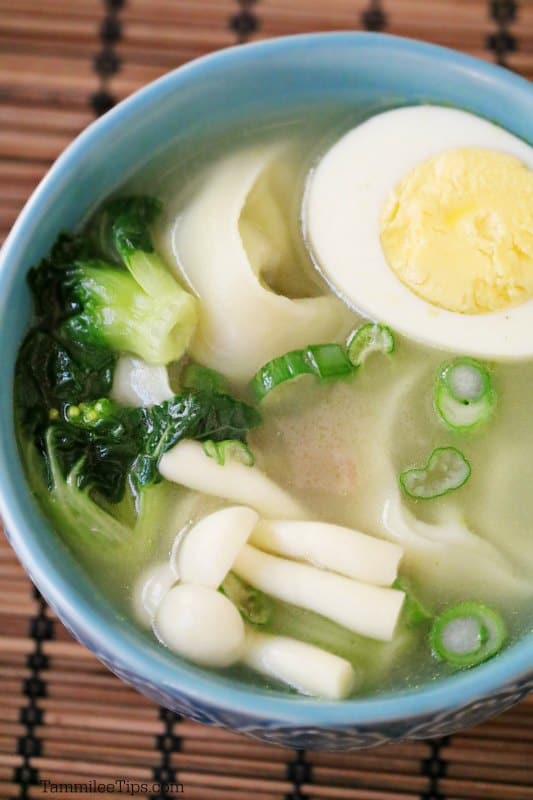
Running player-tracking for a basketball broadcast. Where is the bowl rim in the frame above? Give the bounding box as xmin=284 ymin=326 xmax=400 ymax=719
xmin=1 ymin=31 xmax=532 ymax=730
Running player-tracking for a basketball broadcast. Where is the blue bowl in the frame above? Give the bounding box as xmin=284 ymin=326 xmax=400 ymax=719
xmin=1 ymin=33 xmax=532 ymax=750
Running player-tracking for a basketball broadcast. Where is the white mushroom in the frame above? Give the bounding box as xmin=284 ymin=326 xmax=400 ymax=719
xmin=173 ymin=505 xmax=259 ymax=588
xmin=154 ymin=584 xmax=245 ymax=668
xmin=131 ymin=562 xmax=176 ymax=628
xmin=250 ymin=519 xmax=403 ymax=586
xmin=233 ymin=545 xmax=405 ymax=642
xmin=159 ymin=439 xmax=306 ymax=519
xmin=243 ymin=629 xmax=358 ymax=700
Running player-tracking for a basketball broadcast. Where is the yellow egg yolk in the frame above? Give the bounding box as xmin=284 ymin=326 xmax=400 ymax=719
xmin=380 ymin=148 xmax=533 ymax=314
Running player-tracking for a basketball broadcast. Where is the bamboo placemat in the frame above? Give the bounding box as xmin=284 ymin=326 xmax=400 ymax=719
xmin=1 ymin=1 xmax=532 ymax=798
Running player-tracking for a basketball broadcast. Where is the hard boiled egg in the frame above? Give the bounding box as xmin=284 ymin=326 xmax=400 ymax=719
xmin=306 ymin=106 xmax=533 ymax=360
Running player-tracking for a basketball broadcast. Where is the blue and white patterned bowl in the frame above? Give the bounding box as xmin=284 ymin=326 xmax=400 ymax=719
xmin=0 ymin=33 xmax=532 ymax=750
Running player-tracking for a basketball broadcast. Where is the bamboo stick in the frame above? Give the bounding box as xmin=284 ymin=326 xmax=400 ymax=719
xmin=444 ymin=760 xmax=533 ymax=786
xmin=0 ymin=560 xmax=32 ymax=577
xmin=42 ymin=739 xmax=163 ymax=767
xmin=0 ymin=706 xmax=25 ymax=724
xmin=0 ymin=0 xmax=229 ymax=21
xmin=0 ymin=130 xmax=72 ymax=161
xmin=0 ymin=210 xmax=19 ymax=236
xmin=172 ymin=771 xmax=292 ymax=794
xmin=45 ymin=669 xmax=137 ymax=691
xmin=0 ymin=104 xmax=91 ymax=134
xmin=307 ymin=752 xmax=428 ymax=775
xmin=0 ymin=669 xmax=29 ymax=686
xmin=0 ymin=694 xmax=28 ymax=712
xmin=29 ymin=794 xmax=150 ymax=800
xmin=168 ymin=752 xmax=288 ymax=779
xmin=42 ymin=641 xmax=94 ymax=659
xmin=35 ymin=725 xmax=160 ymax=751
xmin=453 ymin=719 xmax=533 ymax=746
xmin=33 ymin=757 xmax=151 ymax=779
xmin=172 ymin=722 xmax=248 ymax=742
xmin=0 ymin=636 xmax=33 ymax=655
xmin=460 ymin=722 xmax=533 ymax=742
xmin=308 ymin=742 xmax=430 ymax=764
xmin=46 ymin=682 xmax=156 ymax=707
xmin=1 ymin=782 xmax=21 ymax=795
xmin=158 ymin=791 xmax=279 ymax=800
xmin=262 ymin=0 xmax=488 ymax=14
xmin=0 ymin=54 xmax=95 ymax=107
xmin=0 ymin=159 xmax=47 ymax=184
xmin=0 ymin=38 xmax=97 ymax=63
xmin=439 ymin=779 xmax=533 ymax=800
xmin=126 ymin=0 xmax=235 ymax=24
xmin=311 ymin=766 xmax=428 ymax=793
xmin=178 ymin=738 xmax=290 ymax=762
xmin=0 ymin=722 xmax=25 ymax=739
xmin=0 ymin=14 xmax=97 ymax=42
xmin=0 ymin=734 xmax=19 ymax=754
xmin=35 ymin=719 xmax=282 ymax=758
xmin=305 ymin=788 xmax=420 ymax=800
xmin=0 ymin=591 xmax=38 ymax=611
xmin=40 ymin=698 xmax=158 ymax=720
xmin=42 ymin=708 xmax=163 ymax=735
xmin=121 ymin=21 xmax=234 ymax=49
xmin=0 ymin=0 xmax=100 ymax=17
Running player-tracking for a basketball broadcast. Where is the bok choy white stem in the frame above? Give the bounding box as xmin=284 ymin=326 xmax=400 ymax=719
xmin=111 ymin=354 xmax=174 ymax=407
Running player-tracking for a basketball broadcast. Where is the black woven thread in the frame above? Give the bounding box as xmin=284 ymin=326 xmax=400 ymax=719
xmin=361 ymin=0 xmax=387 ymax=31
xmin=91 ymin=0 xmax=124 ymax=115
xmin=14 ymin=592 xmax=53 ymax=799
xmin=487 ymin=0 xmax=517 ymax=66
xmin=230 ymin=0 xmax=259 ymax=43
xmin=420 ymin=737 xmax=449 ymax=800
xmin=285 ymin=749 xmax=311 ymax=800
xmin=150 ymin=708 xmax=182 ymax=799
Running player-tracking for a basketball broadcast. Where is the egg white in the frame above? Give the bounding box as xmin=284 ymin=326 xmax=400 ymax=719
xmin=305 ymin=106 xmax=533 ymax=360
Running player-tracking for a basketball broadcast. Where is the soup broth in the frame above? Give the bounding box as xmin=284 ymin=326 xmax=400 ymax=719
xmin=15 ymin=99 xmax=533 ymax=700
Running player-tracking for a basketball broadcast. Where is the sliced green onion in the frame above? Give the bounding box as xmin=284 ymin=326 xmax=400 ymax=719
xmin=435 ymin=357 xmax=495 ymax=431
xmin=347 ymin=322 xmax=395 ymax=367
xmin=303 ymin=344 xmax=353 ymax=379
xmin=252 ymin=344 xmax=353 ymax=401
xmin=393 ymin=577 xmax=432 ymax=627
xmin=202 ymin=439 xmax=254 ymax=467
xmin=220 ymin=572 xmax=272 ymax=625
xmin=182 ymin=363 xmax=228 ymax=394
xmin=202 ymin=439 xmax=219 ymax=462
xmin=430 ymin=601 xmax=506 ymax=668
xmin=400 ymin=446 xmax=471 ymax=500
xmin=251 ymin=350 xmax=313 ymax=401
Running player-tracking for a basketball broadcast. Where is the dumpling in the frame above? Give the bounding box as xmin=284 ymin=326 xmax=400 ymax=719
xmin=166 ymin=143 xmax=352 ymax=383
